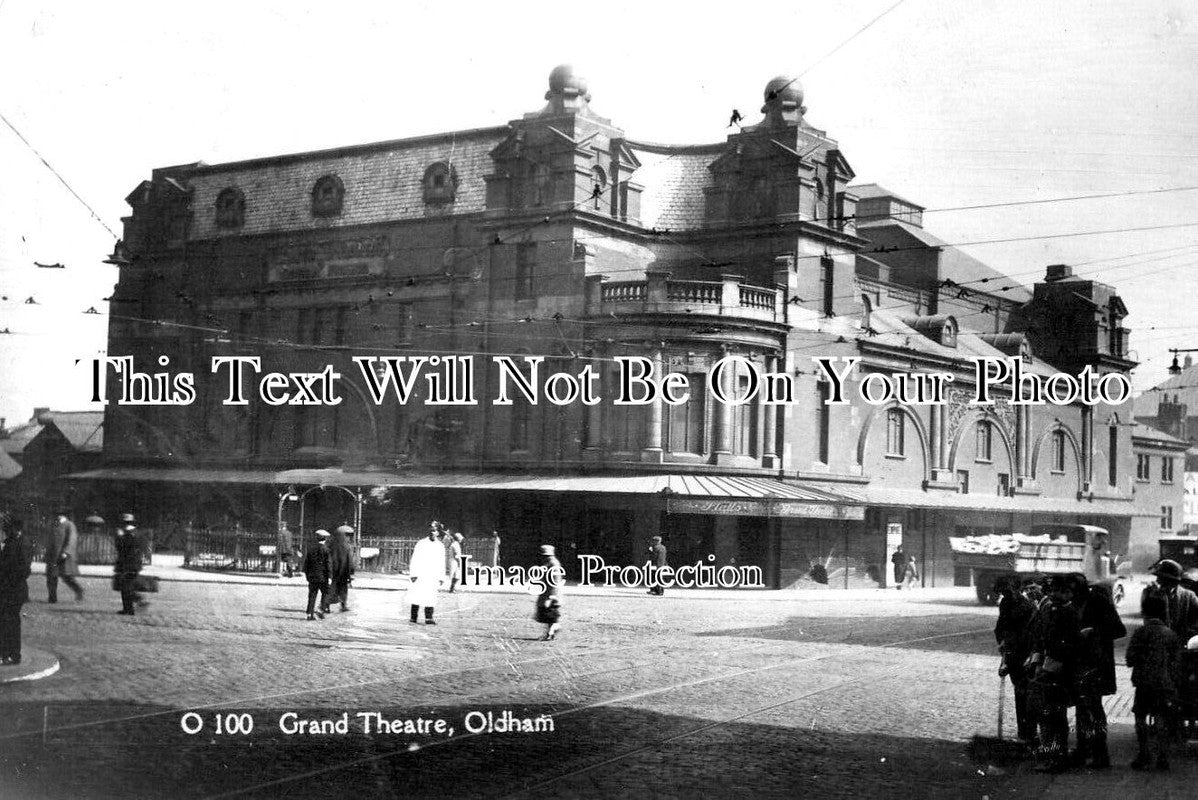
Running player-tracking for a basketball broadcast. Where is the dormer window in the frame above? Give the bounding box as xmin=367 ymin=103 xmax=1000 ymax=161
xmin=941 ymin=316 xmax=958 ymax=347
xmin=423 ymin=162 xmax=458 ymax=205
xmin=215 ymin=187 xmax=245 ymax=229
xmin=311 ymin=174 xmax=345 ymax=217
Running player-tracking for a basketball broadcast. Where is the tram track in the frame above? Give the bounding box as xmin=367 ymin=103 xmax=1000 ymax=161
xmin=200 ymin=621 xmax=993 ymax=799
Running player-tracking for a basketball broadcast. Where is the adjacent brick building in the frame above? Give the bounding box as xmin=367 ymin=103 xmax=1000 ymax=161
xmin=77 ymin=67 xmax=1142 ymax=588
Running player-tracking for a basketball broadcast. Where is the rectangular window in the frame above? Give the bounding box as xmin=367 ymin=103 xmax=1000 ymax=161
xmin=334 ymin=306 xmax=348 ymax=346
xmin=957 ymin=469 xmax=970 ymax=495
xmin=997 ymin=473 xmax=1010 ymax=497
xmin=1161 ymin=505 xmax=1174 ymax=531
xmin=1162 ymin=457 xmax=1175 ymax=484
xmin=817 ymin=381 xmax=830 ymax=463
xmin=510 ymin=402 xmax=530 ymax=451
xmin=396 ymin=303 xmax=413 ymax=344
xmin=820 ymin=256 xmax=834 ymax=316
xmin=1136 ymin=454 xmax=1151 ymax=481
xmin=1108 ymin=426 xmax=1118 ymax=487
xmin=296 ymin=308 xmax=313 ymax=344
xmin=666 ymin=373 xmax=706 ymax=454
xmin=515 ymin=242 xmax=537 ymax=300
xmin=733 ymin=375 xmax=757 ymax=456
xmin=1052 ymin=432 xmax=1066 ymax=472
xmin=886 ymin=409 xmax=905 ymax=456
xmin=976 ymin=422 xmax=992 ymax=462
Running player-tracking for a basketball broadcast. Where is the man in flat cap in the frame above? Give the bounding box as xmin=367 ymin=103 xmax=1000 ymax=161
xmin=303 ymin=530 xmax=331 ymax=620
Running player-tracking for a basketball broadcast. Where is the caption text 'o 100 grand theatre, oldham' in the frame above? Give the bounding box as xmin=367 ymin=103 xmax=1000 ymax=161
xmin=76 ymin=66 xmax=1146 ymax=589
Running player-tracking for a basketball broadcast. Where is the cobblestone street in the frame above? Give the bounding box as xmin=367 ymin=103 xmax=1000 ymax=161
xmin=1 ymin=578 xmax=1193 ymax=799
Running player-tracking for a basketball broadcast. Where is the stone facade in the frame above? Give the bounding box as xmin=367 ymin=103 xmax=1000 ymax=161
xmin=89 ymin=66 xmax=1142 ymax=588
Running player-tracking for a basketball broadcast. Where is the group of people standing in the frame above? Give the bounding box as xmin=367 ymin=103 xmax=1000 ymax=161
xmin=0 ymin=510 xmax=148 ymax=666
xmin=302 ymin=525 xmax=355 ymax=620
xmin=995 ymin=559 xmax=1198 ymax=773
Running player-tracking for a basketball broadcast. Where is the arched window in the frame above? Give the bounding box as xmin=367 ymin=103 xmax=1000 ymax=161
xmin=975 ymin=421 xmax=993 ymax=462
xmin=422 ymin=162 xmax=458 ymax=204
xmin=885 ymin=409 xmax=905 ymax=456
xmin=215 ymin=187 xmax=245 ymax=229
xmin=1051 ymin=430 xmax=1066 ymax=472
xmin=311 ymin=174 xmax=345 ymax=217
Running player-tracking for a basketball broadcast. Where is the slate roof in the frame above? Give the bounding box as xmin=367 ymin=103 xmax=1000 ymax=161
xmin=1131 ymin=422 xmax=1191 ymax=448
xmin=848 ymin=183 xmax=925 ymax=209
xmin=1 ymin=411 xmax=104 ymax=455
xmin=857 ymin=218 xmax=1032 ymax=303
xmin=628 ymin=142 xmax=721 ymax=231
xmin=0 ymin=448 xmax=20 ymax=480
xmin=185 ymin=128 xmax=507 ymax=240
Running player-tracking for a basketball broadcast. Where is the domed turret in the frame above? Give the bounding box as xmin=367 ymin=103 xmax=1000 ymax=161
xmin=541 ymin=64 xmax=592 ymax=114
xmin=761 ymin=75 xmax=807 ymax=125
xmin=548 ymin=64 xmax=589 ymax=98
xmin=764 ymin=76 xmax=804 ymax=107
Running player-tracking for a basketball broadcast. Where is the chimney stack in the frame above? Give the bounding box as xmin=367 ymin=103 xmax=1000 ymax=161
xmin=1044 ymin=264 xmax=1073 ymax=282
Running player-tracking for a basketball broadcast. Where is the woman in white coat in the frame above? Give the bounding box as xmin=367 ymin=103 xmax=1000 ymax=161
xmin=407 ymin=524 xmax=447 ymax=624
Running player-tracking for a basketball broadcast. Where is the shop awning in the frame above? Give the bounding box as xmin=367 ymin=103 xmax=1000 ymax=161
xmin=816 ymin=485 xmax=1146 ymax=518
xmin=65 ymin=467 xmax=864 ymax=520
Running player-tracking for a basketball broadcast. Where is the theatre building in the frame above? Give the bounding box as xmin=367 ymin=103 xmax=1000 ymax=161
xmin=77 ymin=66 xmax=1140 ymax=588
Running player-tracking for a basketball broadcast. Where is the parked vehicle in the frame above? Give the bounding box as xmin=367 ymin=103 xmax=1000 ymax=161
xmin=950 ymin=524 xmax=1127 ymax=605
xmin=1156 ymin=536 xmax=1198 ymax=593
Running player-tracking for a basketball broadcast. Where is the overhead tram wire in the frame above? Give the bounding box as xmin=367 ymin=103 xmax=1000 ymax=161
xmin=0 ymin=109 xmax=118 ymax=240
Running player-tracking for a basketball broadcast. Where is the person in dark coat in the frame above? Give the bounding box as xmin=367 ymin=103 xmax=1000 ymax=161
xmin=1067 ymin=573 xmax=1125 ymax=768
xmin=647 ymin=536 xmax=667 ymax=596
xmin=303 ymin=530 xmax=331 ymax=620
xmin=1026 ymin=574 xmax=1080 ymax=773
xmin=113 ymin=514 xmax=144 ymax=615
xmin=0 ymin=517 xmax=32 ymax=665
xmin=535 ymin=545 xmax=563 ymax=640
xmin=46 ymin=511 xmax=84 ymax=603
xmin=1143 ymin=559 xmax=1198 ymax=641
xmin=277 ymin=523 xmax=296 ymax=578
xmin=1127 ymin=591 xmax=1181 ymax=770
xmin=995 ymin=577 xmax=1038 ymax=745
xmin=327 ymin=526 xmax=354 ymax=613
xmin=891 ymin=544 xmax=906 ymax=589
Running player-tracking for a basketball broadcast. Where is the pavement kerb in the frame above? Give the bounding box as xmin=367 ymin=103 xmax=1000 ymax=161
xmin=0 ymin=645 xmax=60 ymax=683
xmin=28 ymin=561 xmax=1157 ymax=603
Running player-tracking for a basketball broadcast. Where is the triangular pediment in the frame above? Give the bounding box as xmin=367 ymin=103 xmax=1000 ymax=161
xmin=610 ymin=139 xmax=641 ymax=170
xmin=827 ymin=148 xmax=856 ymax=180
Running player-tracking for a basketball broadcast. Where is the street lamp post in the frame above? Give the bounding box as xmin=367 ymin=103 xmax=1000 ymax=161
xmin=1167 ymin=348 xmax=1198 ymax=375
xmin=276 ymin=489 xmax=299 ymax=576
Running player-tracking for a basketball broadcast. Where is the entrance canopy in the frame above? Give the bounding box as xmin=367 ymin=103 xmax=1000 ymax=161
xmin=66 ymin=467 xmax=865 ymax=519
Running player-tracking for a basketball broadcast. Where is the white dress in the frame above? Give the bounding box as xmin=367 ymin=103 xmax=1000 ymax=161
xmin=406 ymin=536 xmax=446 ymax=608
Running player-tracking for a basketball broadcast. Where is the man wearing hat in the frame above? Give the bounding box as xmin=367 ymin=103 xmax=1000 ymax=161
xmin=302 ymin=530 xmax=331 ymax=620
xmin=406 ymin=522 xmax=446 ymax=624
xmin=45 ymin=510 xmax=84 ymax=603
xmin=647 ymin=536 xmax=667 ymax=596
xmin=1143 ymin=559 xmax=1198 ymax=641
xmin=113 ymin=514 xmax=144 ymax=615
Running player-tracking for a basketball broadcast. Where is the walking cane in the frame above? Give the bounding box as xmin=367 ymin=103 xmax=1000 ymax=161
xmin=997 ymin=673 xmax=1006 ymax=741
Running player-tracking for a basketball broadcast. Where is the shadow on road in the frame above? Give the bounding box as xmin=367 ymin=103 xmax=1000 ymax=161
xmin=0 ymin=699 xmax=1093 ymax=799
xmin=697 ymin=614 xmax=1001 ymax=656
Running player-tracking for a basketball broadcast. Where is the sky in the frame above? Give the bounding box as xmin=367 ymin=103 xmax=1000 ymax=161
xmin=1 ymin=0 xmax=1196 ymax=427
